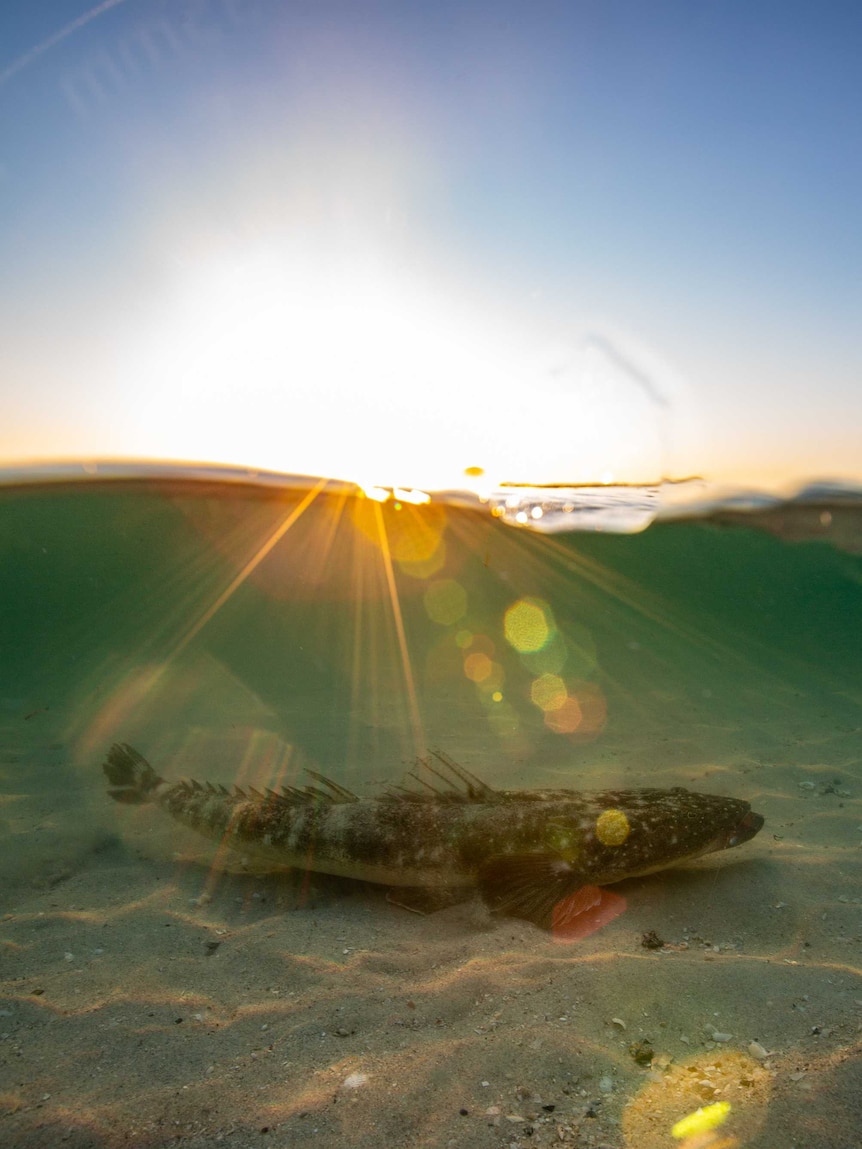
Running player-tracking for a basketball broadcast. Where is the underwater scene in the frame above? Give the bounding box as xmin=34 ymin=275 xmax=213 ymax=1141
xmin=3 ymin=0 xmax=861 ymax=1145
xmin=2 ymin=472 xmax=861 ymax=1149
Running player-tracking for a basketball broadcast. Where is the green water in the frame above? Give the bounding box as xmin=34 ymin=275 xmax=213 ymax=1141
xmin=1 ymin=478 xmax=861 ymax=1148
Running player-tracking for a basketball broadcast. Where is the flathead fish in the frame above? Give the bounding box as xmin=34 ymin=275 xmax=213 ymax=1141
xmin=103 ymin=744 xmax=763 ymax=929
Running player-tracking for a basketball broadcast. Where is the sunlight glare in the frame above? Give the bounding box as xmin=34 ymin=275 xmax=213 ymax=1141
xmin=114 ymin=240 xmax=673 ymax=491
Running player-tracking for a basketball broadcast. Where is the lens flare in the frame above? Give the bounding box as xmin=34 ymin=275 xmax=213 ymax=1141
xmin=464 ymin=652 xmax=494 ymax=683
xmin=504 ymin=597 xmax=555 ymax=653
xmin=423 ymin=579 xmax=468 ymax=626
xmin=530 ymin=672 xmax=568 ymax=712
xmin=543 ymin=695 xmax=583 ymax=734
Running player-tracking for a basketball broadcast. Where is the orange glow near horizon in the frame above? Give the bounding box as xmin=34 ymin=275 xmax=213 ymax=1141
xmin=0 ymin=238 xmax=719 ymax=494
xmin=3 ymin=241 xmax=859 ymax=499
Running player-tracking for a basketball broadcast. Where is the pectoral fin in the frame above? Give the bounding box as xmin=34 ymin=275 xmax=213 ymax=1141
xmin=478 ymin=854 xmax=628 ymax=939
xmin=551 ymin=884 xmax=627 ymax=943
xmin=477 ymin=853 xmax=584 ymax=928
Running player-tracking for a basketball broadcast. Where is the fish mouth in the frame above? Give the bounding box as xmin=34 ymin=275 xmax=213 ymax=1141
xmin=724 ymin=809 xmax=765 ymax=848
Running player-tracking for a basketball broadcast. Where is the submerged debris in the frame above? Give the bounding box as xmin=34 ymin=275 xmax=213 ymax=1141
xmin=629 ymin=1039 xmax=655 ymax=1067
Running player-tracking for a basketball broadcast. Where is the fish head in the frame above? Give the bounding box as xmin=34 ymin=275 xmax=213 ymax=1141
xmin=707 ymin=807 xmax=765 ymax=852
xmin=555 ymin=787 xmax=766 ymax=885
xmin=477 ymin=787 xmax=764 ymax=929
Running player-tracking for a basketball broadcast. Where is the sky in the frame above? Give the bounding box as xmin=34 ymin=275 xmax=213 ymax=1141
xmin=1 ymin=0 xmax=860 ymax=491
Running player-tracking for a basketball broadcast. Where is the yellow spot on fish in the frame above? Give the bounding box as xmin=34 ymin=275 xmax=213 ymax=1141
xmin=595 ymin=808 xmax=630 ymax=846
xmin=671 ymin=1101 xmax=732 ymax=1140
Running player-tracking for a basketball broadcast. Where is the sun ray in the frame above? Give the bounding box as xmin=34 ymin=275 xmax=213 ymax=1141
xmin=346 ymin=522 xmax=376 ymax=773
xmin=434 ymin=506 xmax=807 ymax=749
xmin=165 ymin=478 xmax=328 ymax=662
xmin=194 ymin=731 xmax=288 ymax=902
xmin=371 ymin=499 xmax=425 ymax=755
xmin=67 ymin=480 xmax=330 ymax=760
xmin=527 ymin=528 xmax=843 ymax=702
xmin=449 ymin=507 xmax=819 ymax=705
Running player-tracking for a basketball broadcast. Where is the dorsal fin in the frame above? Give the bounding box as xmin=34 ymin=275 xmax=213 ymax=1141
xmin=179 ymin=755 xmax=484 ymax=806
xmin=304 ymin=769 xmax=359 ymax=803
xmin=429 ymin=750 xmax=499 ymax=800
xmin=242 ymin=771 xmax=359 ymax=807
xmin=384 ymin=751 xmax=500 ymax=803
xmin=385 ymin=783 xmax=431 ymax=803
xmin=302 ymin=785 xmax=332 ymax=801
xmin=280 ymin=784 xmax=311 ymax=802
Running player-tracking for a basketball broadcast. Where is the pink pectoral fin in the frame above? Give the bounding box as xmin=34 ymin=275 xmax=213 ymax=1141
xmin=551 ymin=885 xmax=627 ymax=943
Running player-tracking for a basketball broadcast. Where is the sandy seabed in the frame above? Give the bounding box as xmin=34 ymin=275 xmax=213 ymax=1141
xmin=2 ymin=718 xmax=862 ymax=1149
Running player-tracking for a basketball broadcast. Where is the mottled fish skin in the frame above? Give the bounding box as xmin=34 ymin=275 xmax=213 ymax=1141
xmin=103 ymin=744 xmax=764 ymax=924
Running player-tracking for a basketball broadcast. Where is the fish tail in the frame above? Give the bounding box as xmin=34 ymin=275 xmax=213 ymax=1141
xmin=103 ymin=743 xmax=164 ymax=805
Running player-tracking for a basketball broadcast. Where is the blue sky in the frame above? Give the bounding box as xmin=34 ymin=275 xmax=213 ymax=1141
xmin=1 ymin=0 xmax=860 ymax=488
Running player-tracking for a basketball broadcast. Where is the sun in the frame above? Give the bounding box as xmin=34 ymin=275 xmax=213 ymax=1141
xmin=113 ymin=239 xmax=675 ymax=492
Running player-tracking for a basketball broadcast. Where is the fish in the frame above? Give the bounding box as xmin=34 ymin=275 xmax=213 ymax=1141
xmin=103 ymin=743 xmax=764 ymax=930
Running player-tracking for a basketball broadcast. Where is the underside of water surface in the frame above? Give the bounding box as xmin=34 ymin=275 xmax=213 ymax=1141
xmin=1 ymin=464 xmax=861 ymax=1149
